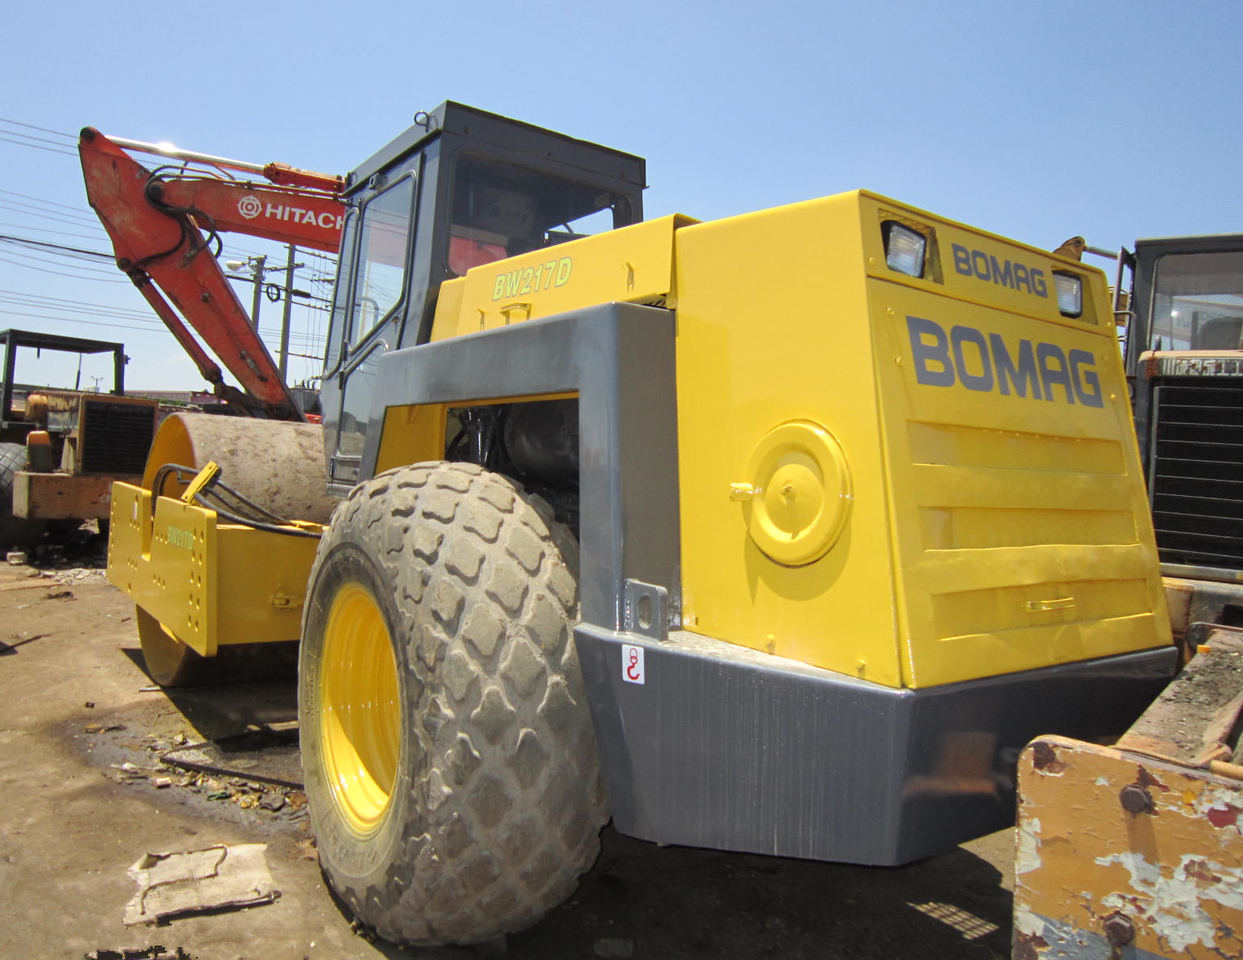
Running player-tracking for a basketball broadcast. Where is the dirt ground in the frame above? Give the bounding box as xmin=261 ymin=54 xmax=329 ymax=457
xmin=0 ymin=552 xmax=1016 ymax=960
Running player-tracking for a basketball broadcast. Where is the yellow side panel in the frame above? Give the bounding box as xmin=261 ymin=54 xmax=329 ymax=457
xmin=870 ymin=293 xmax=1165 ymax=684
xmin=674 ymin=190 xmax=1169 ymax=690
xmin=432 ymin=215 xmax=695 ymax=341
xmin=107 ymin=482 xmax=318 ymax=655
xmin=376 ymin=403 xmax=448 ymax=473
xmin=861 ymin=196 xmax=1169 ymax=686
xmin=215 ymin=525 xmax=318 ymax=648
xmin=674 ymin=193 xmax=904 ymax=687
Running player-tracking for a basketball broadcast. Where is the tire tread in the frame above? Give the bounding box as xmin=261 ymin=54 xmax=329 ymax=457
xmin=303 ymin=462 xmax=605 ymax=946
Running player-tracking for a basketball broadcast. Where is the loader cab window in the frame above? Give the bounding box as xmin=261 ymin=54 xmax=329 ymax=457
xmin=348 ymin=174 xmax=416 ymax=347
xmin=1148 ymin=250 xmax=1243 ymax=352
xmin=448 ymin=154 xmax=631 ymax=276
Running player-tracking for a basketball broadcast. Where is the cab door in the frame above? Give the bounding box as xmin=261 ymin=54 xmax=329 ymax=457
xmin=321 ymin=172 xmax=418 ymax=487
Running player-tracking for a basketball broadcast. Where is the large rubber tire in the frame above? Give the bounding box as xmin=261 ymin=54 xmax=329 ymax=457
xmin=0 ymin=442 xmax=44 ymax=550
xmin=299 ymin=462 xmax=607 ymax=946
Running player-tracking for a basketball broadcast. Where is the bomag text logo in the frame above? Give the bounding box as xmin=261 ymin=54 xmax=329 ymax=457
xmin=951 ymin=244 xmax=1048 ymax=298
xmin=906 ymin=316 xmax=1103 ymax=407
xmin=491 ymin=257 xmax=573 ymax=301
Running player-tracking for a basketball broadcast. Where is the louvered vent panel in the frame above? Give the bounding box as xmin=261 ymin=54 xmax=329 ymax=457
xmin=78 ymin=400 xmax=155 ymax=475
xmin=1150 ymin=379 xmax=1243 ymax=570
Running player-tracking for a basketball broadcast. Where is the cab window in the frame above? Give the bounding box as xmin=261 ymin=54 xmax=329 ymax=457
xmin=1150 ymin=250 xmax=1243 ymax=351
xmin=448 ymin=154 xmax=631 ymax=276
xmin=323 ymin=211 xmax=359 ymax=373
xmin=350 ymin=175 xmax=416 ymax=345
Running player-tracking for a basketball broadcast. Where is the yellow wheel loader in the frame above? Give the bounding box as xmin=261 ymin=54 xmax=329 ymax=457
xmin=0 ymin=329 xmax=158 ymax=550
xmin=99 ymin=103 xmax=1182 ymax=948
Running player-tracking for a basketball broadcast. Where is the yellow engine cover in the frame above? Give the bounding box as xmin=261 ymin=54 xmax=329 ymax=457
xmin=674 ymin=191 xmax=1169 ymax=688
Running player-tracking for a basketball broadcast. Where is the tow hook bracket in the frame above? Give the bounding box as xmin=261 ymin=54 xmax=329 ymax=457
xmin=623 ymin=580 xmax=669 ymax=642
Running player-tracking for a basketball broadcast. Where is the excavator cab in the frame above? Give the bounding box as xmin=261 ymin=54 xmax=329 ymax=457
xmin=320 ymin=102 xmax=645 ymax=489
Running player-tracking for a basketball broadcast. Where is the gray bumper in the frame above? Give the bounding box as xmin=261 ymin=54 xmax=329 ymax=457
xmin=577 ymin=625 xmax=1176 ymax=866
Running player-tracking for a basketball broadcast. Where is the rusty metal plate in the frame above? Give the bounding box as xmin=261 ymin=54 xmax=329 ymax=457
xmin=1014 ymin=734 xmax=1243 ymax=959
xmin=12 ymin=471 xmax=127 ymax=519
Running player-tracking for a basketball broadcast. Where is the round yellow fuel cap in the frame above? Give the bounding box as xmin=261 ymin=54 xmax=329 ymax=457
xmin=743 ymin=421 xmax=851 ymax=566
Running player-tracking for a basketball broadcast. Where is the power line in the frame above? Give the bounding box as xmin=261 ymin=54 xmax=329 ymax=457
xmin=0 ymin=253 xmax=127 ymax=283
xmin=0 ymin=187 xmax=90 ymax=213
xmin=0 ymin=202 xmax=104 ymax=231
xmin=0 ymin=220 xmax=108 ymax=243
xmin=0 ymin=253 xmax=120 ymax=283
xmin=0 ymin=245 xmax=119 ymax=276
xmin=0 ymin=292 xmax=158 ymax=323
xmin=0 ymin=195 xmax=101 ymax=225
xmin=273 ymin=350 xmax=324 ymax=362
xmin=2 ymin=286 xmax=328 ymax=349
xmin=0 ymin=287 xmax=149 ymax=312
xmin=3 ymin=297 xmax=326 ymax=355
xmin=0 ymin=233 xmax=113 ymax=259
xmin=0 ymin=129 xmax=74 ymax=150
xmin=0 ymin=117 xmax=74 ymax=140
xmin=0 ymin=135 xmax=76 ymax=158
xmin=0 ymin=206 xmax=103 ymax=236
xmin=0 ymin=308 xmax=155 ymax=334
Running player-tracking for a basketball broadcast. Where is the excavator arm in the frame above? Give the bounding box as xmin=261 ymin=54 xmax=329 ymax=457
xmin=78 ymin=128 xmax=345 ymax=420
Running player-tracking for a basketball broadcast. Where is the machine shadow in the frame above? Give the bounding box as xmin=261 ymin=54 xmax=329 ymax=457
xmin=121 ymin=646 xmax=298 ymax=742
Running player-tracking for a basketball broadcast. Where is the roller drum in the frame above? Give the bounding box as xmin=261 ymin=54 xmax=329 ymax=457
xmin=143 ymin=413 xmax=337 ymax=524
xmin=131 ymin=413 xmax=337 ymax=686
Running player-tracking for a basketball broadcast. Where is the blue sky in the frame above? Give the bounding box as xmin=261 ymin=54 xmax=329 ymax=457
xmin=1 ymin=1 xmax=1239 ymax=389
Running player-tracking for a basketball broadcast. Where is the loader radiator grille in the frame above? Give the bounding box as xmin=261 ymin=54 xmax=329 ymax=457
xmin=78 ymin=399 xmax=156 ymax=475
xmin=1149 ymin=378 xmax=1243 ymax=571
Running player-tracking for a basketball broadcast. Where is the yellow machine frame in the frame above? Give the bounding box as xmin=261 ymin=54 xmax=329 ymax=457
xmin=109 ymin=481 xmax=319 ymax=657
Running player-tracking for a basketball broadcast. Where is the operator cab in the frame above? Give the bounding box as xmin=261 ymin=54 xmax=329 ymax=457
xmin=321 ymin=102 xmax=645 ymax=489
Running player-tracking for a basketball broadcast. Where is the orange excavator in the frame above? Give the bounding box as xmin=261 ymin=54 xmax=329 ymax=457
xmin=78 ymin=128 xmax=345 ymax=420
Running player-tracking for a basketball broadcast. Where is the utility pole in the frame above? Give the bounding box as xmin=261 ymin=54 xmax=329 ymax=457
xmin=248 ymin=255 xmax=267 ymax=331
xmin=225 ymin=255 xmax=269 ymax=329
xmin=279 ymin=243 xmax=296 ymax=381
xmin=226 ymin=249 xmax=305 ymax=379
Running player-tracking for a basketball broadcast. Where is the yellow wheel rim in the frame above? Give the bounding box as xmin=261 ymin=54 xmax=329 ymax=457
xmin=320 ymin=581 xmax=401 ymax=834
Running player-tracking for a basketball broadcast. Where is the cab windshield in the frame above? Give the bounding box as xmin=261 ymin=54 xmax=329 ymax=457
xmin=1149 ymin=250 xmax=1243 ymax=352
xmin=448 ymin=154 xmax=630 ymax=276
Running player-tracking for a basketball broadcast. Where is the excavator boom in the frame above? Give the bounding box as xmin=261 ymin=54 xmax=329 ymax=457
xmin=78 ymin=127 xmax=345 ymax=419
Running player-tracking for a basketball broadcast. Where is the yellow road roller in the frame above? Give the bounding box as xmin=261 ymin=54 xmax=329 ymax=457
xmin=103 ymin=102 xmax=1176 ymax=947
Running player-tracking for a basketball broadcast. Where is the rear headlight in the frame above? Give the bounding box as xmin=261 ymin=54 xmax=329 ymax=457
xmin=884 ymin=222 xmax=927 ymax=278
xmin=1053 ymin=271 xmax=1083 ymax=317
